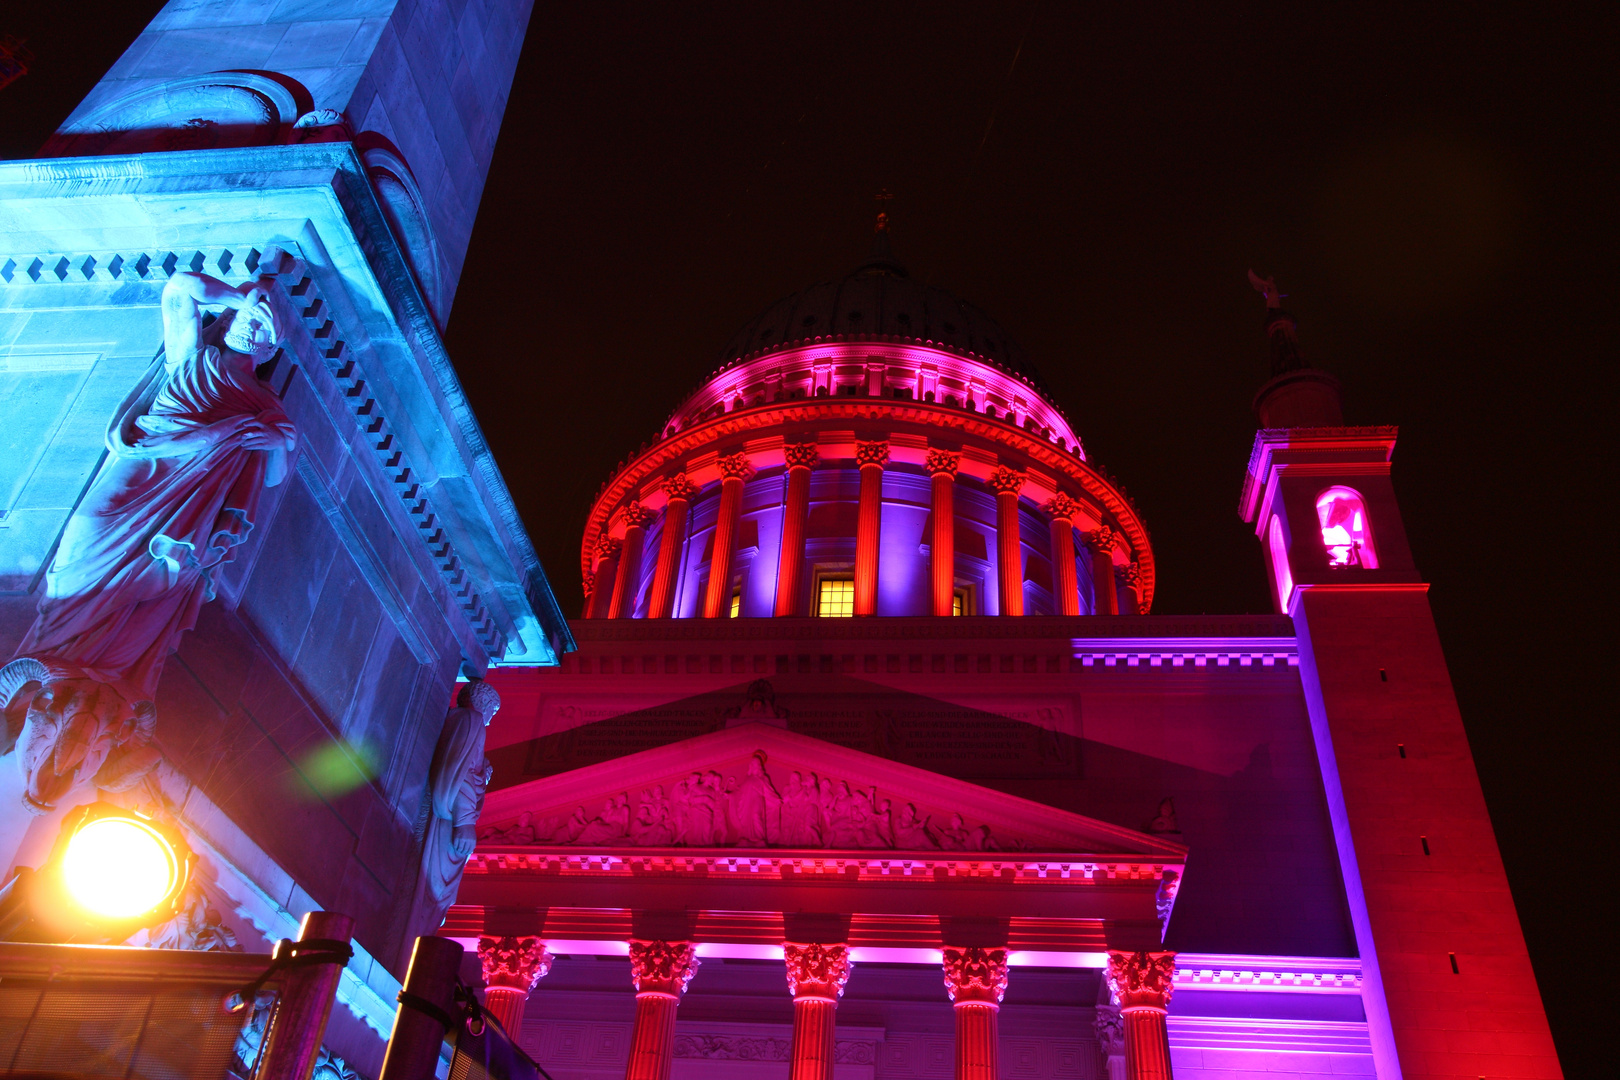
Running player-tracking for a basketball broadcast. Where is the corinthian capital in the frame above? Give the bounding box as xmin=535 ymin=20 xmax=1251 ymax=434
xmin=718 ymin=452 xmax=756 ymax=481
xmin=594 ymin=533 xmax=623 ymax=561
xmin=783 ymin=442 xmax=820 ymax=469
xmin=987 ymin=466 xmax=1026 ymax=496
xmin=628 ymin=939 xmax=701 ymax=997
xmin=924 ymin=448 xmax=960 ymax=477
xmin=783 ymin=942 xmax=853 ymax=1001
xmin=663 ymin=472 xmax=699 ymax=501
xmin=1045 ymin=491 xmax=1081 ymax=522
xmin=1086 ymin=525 xmax=1118 ymax=554
xmin=855 ymin=440 xmax=890 ymax=468
xmin=941 ymin=946 xmax=1009 ymax=1005
xmin=1105 ymin=950 xmax=1176 ymax=1012
xmin=621 ymin=500 xmax=654 ymax=529
xmin=478 ymin=936 xmax=553 ymax=994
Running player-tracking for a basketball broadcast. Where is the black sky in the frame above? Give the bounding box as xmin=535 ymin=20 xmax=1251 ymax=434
xmin=5 ymin=2 xmax=1615 ymax=1072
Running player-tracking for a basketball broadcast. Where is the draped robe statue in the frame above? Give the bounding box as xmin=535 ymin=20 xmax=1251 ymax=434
xmin=0 ymin=272 xmax=295 ymax=812
xmin=420 ymin=680 xmax=498 ymax=927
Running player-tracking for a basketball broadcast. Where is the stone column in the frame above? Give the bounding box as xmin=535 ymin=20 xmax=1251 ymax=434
xmin=1105 ymin=950 xmax=1176 ymax=1080
xmin=609 ymin=502 xmax=653 ymax=619
xmin=1086 ymin=526 xmax=1119 ymax=616
xmin=587 ymin=534 xmax=623 ymax=619
xmin=775 ymin=443 xmax=819 ymax=616
xmin=783 ymin=943 xmax=854 ymax=1080
xmin=926 ymin=449 xmax=960 ymax=616
xmin=1045 ymin=492 xmax=1082 ymax=616
xmin=1117 ymin=561 xmax=1145 ymax=615
xmin=624 ymin=940 xmax=701 ymax=1080
xmin=1094 ymin=1005 xmax=1126 ymax=1080
xmin=853 ymin=440 xmax=889 ymax=616
xmin=703 ymin=453 xmax=754 ymax=618
xmin=647 ymin=473 xmax=697 ymax=619
xmin=477 ymin=935 xmax=553 ymax=1044
xmin=942 ymin=946 xmax=1008 ymax=1080
xmin=988 ymin=467 xmax=1026 ymax=617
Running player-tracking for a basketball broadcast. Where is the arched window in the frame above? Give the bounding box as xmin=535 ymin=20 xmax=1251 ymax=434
xmin=1268 ymin=515 xmax=1294 ymax=610
xmin=1315 ymin=487 xmax=1378 ymax=568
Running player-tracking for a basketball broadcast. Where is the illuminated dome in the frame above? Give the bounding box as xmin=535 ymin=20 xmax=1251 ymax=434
xmin=581 ymin=224 xmax=1153 ymax=621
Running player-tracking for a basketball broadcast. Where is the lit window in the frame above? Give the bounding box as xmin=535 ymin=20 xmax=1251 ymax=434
xmin=1315 ymin=487 xmax=1378 ymax=568
xmin=817 ymin=577 xmax=854 ymax=617
xmin=729 ymin=588 xmax=742 ymax=618
xmin=952 ymin=588 xmax=968 ymax=616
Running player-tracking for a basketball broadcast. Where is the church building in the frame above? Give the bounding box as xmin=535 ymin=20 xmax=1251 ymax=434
xmin=0 ymin=1 xmax=1558 ymax=1079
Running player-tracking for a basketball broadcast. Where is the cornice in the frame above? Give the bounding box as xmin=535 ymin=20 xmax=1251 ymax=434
xmin=1240 ymin=425 xmax=1400 ymax=523
xmin=561 ymin=614 xmax=1294 ymax=644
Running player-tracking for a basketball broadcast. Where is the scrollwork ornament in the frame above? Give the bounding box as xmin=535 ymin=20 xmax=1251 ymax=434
xmin=924 ymin=448 xmax=960 ymax=477
xmin=1105 ymin=949 xmax=1177 ymax=1011
xmin=478 ymin=935 xmax=552 ymax=993
xmin=855 ymin=440 xmax=890 ymax=468
xmin=628 ymin=939 xmax=701 ymax=997
xmin=987 ymin=466 xmax=1026 ymax=496
xmin=621 ymin=501 xmax=654 ymax=529
xmin=718 ymin=452 xmax=755 ymax=481
xmin=941 ymin=946 xmax=1009 ymax=1005
xmin=1045 ymin=491 xmax=1081 ymax=521
xmin=783 ymin=942 xmax=853 ymax=1000
xmin=663 ymin=472 xmax=699 ymax=502
xmin=783 ymin=442 xmax=820 ymax=469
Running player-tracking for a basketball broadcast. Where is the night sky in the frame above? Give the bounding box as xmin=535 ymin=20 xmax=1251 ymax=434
xmin=5 ymin=2 xmax=1613 ymax=1072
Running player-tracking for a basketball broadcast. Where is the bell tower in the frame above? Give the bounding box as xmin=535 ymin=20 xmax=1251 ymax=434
xmin=1240 ymin=281 xmax=1560 ymax=1079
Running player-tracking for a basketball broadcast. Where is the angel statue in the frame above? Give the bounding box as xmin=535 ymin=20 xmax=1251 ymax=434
xmin=1247 ymin=269 xmax=1284 ymax=309
xmin=0 ymin=271 xmax=295 ymax=813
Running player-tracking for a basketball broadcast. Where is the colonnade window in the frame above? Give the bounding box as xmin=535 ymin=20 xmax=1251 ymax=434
xmin=953 ymin=586 xmax=970 ymax=616
xmin=1315 ymin=487 xmax=1378 ymax=568
xmin=729 ymin=586 xmax=742 ymax=618
xmin=817 ymin=576 xmax=855 ymax=617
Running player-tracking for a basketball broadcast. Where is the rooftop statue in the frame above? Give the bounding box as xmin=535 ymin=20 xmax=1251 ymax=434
xmin=0 ymin=272 xmax=295 ymax=812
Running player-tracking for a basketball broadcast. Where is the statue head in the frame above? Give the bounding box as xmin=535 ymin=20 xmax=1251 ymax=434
xmin=221 ymin=307 xmax=277 ymax=361
xmin=456 ymin=679 xmax=501 ymax=724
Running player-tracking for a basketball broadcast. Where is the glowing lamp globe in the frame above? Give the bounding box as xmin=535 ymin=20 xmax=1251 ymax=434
xmin=59 ymin=814 xmax=183 ymax=920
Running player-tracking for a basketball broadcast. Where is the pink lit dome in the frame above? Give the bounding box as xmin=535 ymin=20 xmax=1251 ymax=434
xmin=581 ymin=227 xmax=1152 ymax=621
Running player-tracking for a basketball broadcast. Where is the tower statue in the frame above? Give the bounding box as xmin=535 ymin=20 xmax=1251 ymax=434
xmin=0 ymin=272 xmax=295 ymax=813
xmin=420 ymin=679 xmax=499 ymax=929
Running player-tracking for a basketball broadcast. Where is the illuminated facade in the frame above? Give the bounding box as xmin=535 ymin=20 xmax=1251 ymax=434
xmin=458 ymin=247 xmax=1562 ymax=1079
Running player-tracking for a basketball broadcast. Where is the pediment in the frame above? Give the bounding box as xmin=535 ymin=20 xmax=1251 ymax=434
xmin=479 ymin=722 xmax=1185 ymax=859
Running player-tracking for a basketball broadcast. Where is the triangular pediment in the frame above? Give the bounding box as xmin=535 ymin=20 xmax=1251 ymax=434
xmin=479 ymin=722 xmax=1185 ymax=859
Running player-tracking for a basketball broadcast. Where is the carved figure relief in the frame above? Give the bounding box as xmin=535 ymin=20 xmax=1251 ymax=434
xmin=1 ymin=271 xmax=294 ymax=813
xmin=478 ymin=748 xmax=1001 ymax=852
xmin=421 ymin=681 xmax=499 ymax=926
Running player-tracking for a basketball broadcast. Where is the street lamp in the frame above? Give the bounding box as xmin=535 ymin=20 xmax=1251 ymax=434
xmin=0 ymin=802 xmax=192 ymax=942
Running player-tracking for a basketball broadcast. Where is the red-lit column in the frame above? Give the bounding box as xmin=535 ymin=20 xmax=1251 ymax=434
xmin=1105 ymin=950 xmax=1176 ymax=1080
xmin=988 ymin=466 xmax=1026 ymax=617
xmin=1118 ymin=561 xmax=1145 ymax=615
xmin=942 ymin=946 xmax=1008 ymax=1080
xmin=853 ymin=440 xmax=888 ymax=616
xmin=587 ymin=534 xmax=622 ymax=619
xmin=927 ymin=449 xmax=960 ymax=616
xmin=580 ymin=572 xmax=596 ymax=619
xmin=624 ymin=940 xmax=700 ymax=1080
xmin=477 ymin=935 xmax=552 ymax=1043
xmin=1086 ymin=526 xmax=1119 ymax=616
xmin=609 ymin=502 xmax=653 ymax=618
xmin=783 ymin=943 xmax=853 ymax=1080
xmin=703 ymin=453 xmax=754 ymax=618
xmin=1045 ymin=492 xmax=1082 ymax=616
xmin=647 ymin=473 xmax=697 ymax=619
xmin=775 ymin=443 xmax=819 ymax=616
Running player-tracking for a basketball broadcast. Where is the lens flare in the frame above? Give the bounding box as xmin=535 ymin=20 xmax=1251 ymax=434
xmin=60 ymin=816 xmax=180 ymax=919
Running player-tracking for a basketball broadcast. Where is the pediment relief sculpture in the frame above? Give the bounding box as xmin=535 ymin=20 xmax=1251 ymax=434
xmin=482 ymin=746 xmax=1000 ymax=852
xmin=1 ymin=271 xmax=295 ymax=812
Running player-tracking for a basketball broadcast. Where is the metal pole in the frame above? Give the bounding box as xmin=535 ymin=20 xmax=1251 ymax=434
xmin=255 ymin=910 xmax=355 ymax=1080
xmin=379 ymin=935 xmax=465 ymax=1080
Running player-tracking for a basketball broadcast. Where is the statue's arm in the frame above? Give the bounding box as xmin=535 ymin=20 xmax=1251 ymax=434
xmin=161 ymin=273 xmax=276 ymax=362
